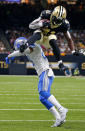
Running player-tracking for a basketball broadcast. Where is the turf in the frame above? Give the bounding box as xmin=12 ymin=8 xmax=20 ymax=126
xmin=0 ymin=75 xmax=85 ymax=131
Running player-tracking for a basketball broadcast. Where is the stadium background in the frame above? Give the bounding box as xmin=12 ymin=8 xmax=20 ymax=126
xmin=0 ymin=0 xmax=85 ymax=75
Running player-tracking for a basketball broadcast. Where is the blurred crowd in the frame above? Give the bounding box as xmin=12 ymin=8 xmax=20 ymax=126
xmin=3 ymin=29 xmax=85 ymax=56
xmin=0 ymin=40 xmax=6 ymax=53
xmin=5 ymin=28 xmax=31 ymax=49
xmin=0 ymin=2 xmax=85 ymax=55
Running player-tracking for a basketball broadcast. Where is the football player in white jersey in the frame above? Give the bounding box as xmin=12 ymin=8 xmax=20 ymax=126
xmin=6 ymin=37 xmax=68 ymax=127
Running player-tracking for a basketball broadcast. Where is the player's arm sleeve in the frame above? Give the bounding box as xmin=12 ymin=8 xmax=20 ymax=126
xmin=64 ymin=31 xmax=75 ymax=51
xmin=8 ymin=50 xmax=24 ymax=58
xmin=29 ymin=17 xmax=43 ymax=29
xmin=26 ymin=31 xmax=41 ymax=45
xmin=8 ymin=47 xmax=32 ymax=58
xmin=63 ymin=20 xmax=75 ymax=52
xmin=63 ymin=19 xmax=70 ymax=32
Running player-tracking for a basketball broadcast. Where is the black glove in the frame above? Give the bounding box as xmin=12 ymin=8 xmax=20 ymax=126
xmin=43 ymin=21 xmax=50 ymax=28
xmin=19 ymin=44 xmax=28 ymax=53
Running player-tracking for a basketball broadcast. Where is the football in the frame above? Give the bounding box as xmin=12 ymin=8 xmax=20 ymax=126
xmin=40 ymin=19 xmax=50 ymax=23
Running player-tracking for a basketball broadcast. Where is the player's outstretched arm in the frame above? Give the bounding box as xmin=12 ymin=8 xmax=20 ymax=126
xmin=64 ymin=31 xmax=84 ymax=56
xmin=8 ymin=50 xmax=23 ymax=58
xmin=8 ymin=45 xmax=32 ymax=58
xmin=64 ymin=31 xmax=75 ymax=52
xmin=5 ymin=47 xmax=32 ymax=64
xmin=5 ymin=50 xmax=23 ymax=64
xmin=29 ymin=17 xmax=43 ymax=29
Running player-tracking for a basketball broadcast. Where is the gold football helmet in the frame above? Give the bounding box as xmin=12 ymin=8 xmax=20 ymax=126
xmin=50 ymin=6 xmax=67 ymax=28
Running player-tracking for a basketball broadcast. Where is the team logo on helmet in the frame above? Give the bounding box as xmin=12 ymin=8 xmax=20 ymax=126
xmin=14 ymin=37 xmax=27 ymax=51
xmin=50 ymin=6 xmax=67 ymax=28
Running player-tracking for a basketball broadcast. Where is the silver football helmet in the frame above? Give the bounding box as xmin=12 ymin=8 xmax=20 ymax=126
xmin=14 ymin=37 xmax=27 ymax=50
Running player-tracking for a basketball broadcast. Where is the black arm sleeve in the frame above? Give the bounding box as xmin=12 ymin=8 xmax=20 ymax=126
xmin=62 ymin=19 xmax=70 ymax=32
xmin=27 ymin=32 xmax=41 ymax=44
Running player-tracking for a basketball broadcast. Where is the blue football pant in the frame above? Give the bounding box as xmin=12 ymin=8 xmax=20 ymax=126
xmin=38 ymin=70 xmax=54 ymax=110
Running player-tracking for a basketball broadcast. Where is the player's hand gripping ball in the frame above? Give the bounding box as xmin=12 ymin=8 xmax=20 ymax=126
xmin=40 ymin=19 xmax=50 ymax=28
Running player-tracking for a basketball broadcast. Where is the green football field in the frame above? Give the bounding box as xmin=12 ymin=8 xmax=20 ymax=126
xmin=0 ymin=75 xmax=85 ymax=131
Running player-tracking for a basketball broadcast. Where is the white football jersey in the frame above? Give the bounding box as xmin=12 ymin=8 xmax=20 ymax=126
xmin=26 ymin=44 xmax=50 ymax=76
xmin=8 ymin=43 xmax=54 ymax=76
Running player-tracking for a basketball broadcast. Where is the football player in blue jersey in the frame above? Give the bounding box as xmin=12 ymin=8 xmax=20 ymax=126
xmin=26 ymin=5 xmax=82 ymax=76
xmin=6 ymin=37 xmax=68 ymax=127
